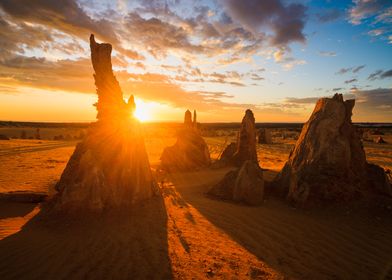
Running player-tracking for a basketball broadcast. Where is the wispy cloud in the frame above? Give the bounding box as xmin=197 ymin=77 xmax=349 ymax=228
xmin=335 ymin=65 xmax=365 ymax=75
xmin=368 ymin=69 xmax=392 ymax=80
xmin=319 ymin=51 xmax=337 ymax=57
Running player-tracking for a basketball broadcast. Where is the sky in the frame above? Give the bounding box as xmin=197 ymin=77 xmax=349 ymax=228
xmin=0 ymin=0 xmax=391 ymax=123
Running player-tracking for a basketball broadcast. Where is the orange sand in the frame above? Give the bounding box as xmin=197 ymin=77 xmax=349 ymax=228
xmin=0 ymin=138 xmax=391 ymax=279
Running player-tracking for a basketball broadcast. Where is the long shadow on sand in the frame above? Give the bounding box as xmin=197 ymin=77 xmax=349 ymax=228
xmin=169 ymin=169 xmax=392 ymax=280
xmin=0 ymin=195 xmax=172 ymax=280
xmin=0 ymin=202 xmax=36 ymax=220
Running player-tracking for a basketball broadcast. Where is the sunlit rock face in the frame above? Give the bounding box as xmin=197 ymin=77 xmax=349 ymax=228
xmin=160 ymin=110 xmax=210 ymax=171
xmin=274 ymin=93 xmax=391 ymax=207
xmin=219 ymin=109 xmax=258 ymax=166
xmin=55 ymin=35 xmax=157 ymax=211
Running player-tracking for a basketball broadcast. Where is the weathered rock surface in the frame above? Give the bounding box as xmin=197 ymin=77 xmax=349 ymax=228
xmin=160 ymin=110 xmax=210 ymax=171
xmin=208 ymin=160 xmax=264 ymax=205
xmin=274 ymin=93 xmax=391 ymax=207
xmin=232 ymin=110 xmax=257 ymax=166
xmin=258 ymin=128 xmax=272 ymax=144
xmin=54 ymin=35 xmax=156 ymax=211
xmin=0 ymin=134 xmax=10 ymax=140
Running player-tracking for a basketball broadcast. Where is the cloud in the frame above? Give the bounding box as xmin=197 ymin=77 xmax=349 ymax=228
xmin=345 ymin=78 xmax=358 ymax=84
xmin=273 ymin=49 xmax=306 ymax=70
xmin=316 ymin=8 xmax=343 ymax=23
xmin=284 ymin=87 xmax=392 ymax=121
xmin=349 ymin=87 xmax=392 ymax=116
xmin=284 ymin=87 xmax=392 ymax=118
xmin=0 ymin=0 xmax=143 ymax=60
xmin=284 ymin=97 xmax=320 ymax=104
xmin=220 ymin=0 xmax=307 ymax=46
xmin=123 ymin=12 xmax=204 ymax=58
xmin=381 ymin=69 xmax=392 ymax=78
xmin=368 ymin=28 xmax=385 ymax=36
xmin=349 ymin=0 xmax=391 ymax=25
xmin=335 ymin=65 xmax=365 ymax=75
xmin=0 ymin=54 xmax=256 ymax=112
xmin=319 ymin=51 xmax=337 ymax=57
xmin=0 ymin=16 xmax=54 ymax=59
xmin=0 ymin=55 xmax=94 ymax=93
xmin=352 ymin=65 xmax=366 ymax=73
xmin=368 ymin=69 xmax=392 ymax=80
xmin=336 ymin=67 xmax=351 ymax=75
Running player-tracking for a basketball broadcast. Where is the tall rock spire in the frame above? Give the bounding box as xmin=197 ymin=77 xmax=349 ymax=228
xmin=54 ymin=35 xmax=157 ymax=211
xmin=184 ymin=109 xmax=192 ymax=127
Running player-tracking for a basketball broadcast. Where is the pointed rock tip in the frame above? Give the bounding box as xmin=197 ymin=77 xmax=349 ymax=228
xmin=90 ymin=34 xmax=96 ymax=44
xmin=332 ymin=93 xmax=343 ymax=102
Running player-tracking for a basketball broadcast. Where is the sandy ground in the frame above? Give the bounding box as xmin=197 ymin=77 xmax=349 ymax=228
xmin=0 ymin=138 xmax=391 ymax=279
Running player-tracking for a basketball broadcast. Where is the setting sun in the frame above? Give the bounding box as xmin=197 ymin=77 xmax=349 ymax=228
xmin=0 ymin=1 xmax=391 ymax=279
xmin=133 ymin=98 xmax=152 ymax=122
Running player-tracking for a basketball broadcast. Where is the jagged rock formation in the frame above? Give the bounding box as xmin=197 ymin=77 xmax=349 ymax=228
xmin=54 ymin=34 xmax=156 ymax=211
xmin=258 ymin=128 xmax=272 ymax=144
xmin=274 ymin=94 xmax=391 ymax=207
xmin=208 ymin=160 xmax=264 ymax=205
xmin=219 ymin=109 xmax=258 ymax=166
xmin=160 ymin=110 xmax=210 ymax=171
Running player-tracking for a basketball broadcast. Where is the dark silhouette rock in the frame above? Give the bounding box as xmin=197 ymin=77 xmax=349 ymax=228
xmin=274 ymin=93 xmax=391 ymax=207
xmin=184 ymin=109 xmax=192 ymax=128
xmin=208 ymin=160 xmax=264 ymax=205
xmin=54 ymin=34 xmax=157 ymax=211
xmin=258 ymin=128 xmax=272 ymax=144
xmin=160 ymin=110 xmax=210 ymax=171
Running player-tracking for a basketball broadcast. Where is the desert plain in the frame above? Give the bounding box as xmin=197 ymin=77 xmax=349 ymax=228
xmin=0 ymin=123 xmax=391 ymax=280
